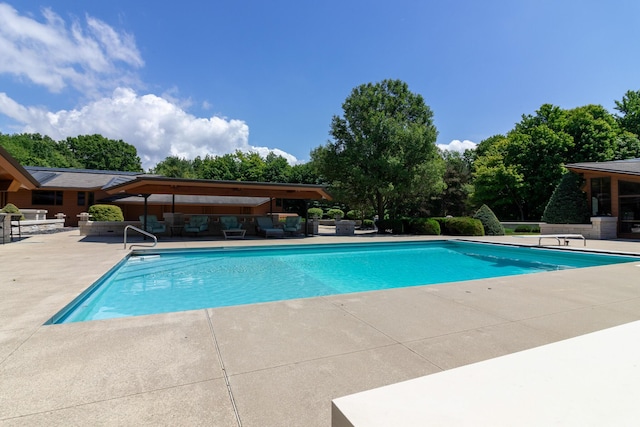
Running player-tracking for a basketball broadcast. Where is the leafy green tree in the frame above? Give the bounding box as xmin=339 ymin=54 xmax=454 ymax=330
xmin=0 ymin=133 xmax=80 ymax=168
xmin=63 ymin=135 xmax=142 ymax=171
xmin=288 ymin=162 xmax=321 ymax=184
xmin=615 ymin=89 xmax=640 ymax=137
xmin=431 ymin=150 xmax=473 ymax=216
xmin=150 ymin=156 xmax=196 ymax=178
xmin=565 ymin=105 xmax=619 ymax=162
xmin=311 ymin=79 xmax=443 ymax=219
xmin=472 ymin=101 xmax=640 ymax=220
xmin=263 ymin=152 xmax=290 ymax=183
xmin=471 ymin=136 xmax=526 ymax=220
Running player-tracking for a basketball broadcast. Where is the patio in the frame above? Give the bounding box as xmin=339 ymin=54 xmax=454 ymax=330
xmin=2 ymin=230 xmax=640 ymax=426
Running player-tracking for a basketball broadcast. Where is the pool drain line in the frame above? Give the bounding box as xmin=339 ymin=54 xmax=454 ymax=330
xmin=206 ymin=310 xmax=242 ymax=427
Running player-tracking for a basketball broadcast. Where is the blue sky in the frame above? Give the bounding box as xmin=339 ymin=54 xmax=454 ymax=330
xmin=1 ymin=1 xmax=639 ymax=170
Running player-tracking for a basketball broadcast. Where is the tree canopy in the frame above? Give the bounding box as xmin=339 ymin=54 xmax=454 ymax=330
xmin=151 ymin=150 xmax=320 ymax=184
xmin=310 ymin=79 xmax=444 ymax=219
xmin=472 ymin=103 xmax=640 ymax=220
xmin=0 ymin=132 xmax=142 ymax=172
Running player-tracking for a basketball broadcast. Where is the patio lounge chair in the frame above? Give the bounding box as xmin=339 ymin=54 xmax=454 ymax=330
xmin=220 ymin=216 xmax=246 ymax=239
xmin=255 ymin=216 xmax=284 ymax=238
xmin=139 ymin=215 xmax=166 ymax=234
xmin=184 ymin=215 xmax=209 ymax=235
xmin=283 ymin=216 xmax=302 ymax=236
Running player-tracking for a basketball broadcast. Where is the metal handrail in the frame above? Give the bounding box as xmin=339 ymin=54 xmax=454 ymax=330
xmin=124 ymin=225 xmax=158 ymax=250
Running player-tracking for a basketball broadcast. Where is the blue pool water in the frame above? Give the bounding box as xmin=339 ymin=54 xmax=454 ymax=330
xmin=49 ymin=241 xmax=638 ymax=323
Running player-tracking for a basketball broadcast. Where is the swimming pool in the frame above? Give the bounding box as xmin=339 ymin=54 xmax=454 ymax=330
xmin=48 ymin=240 xmax=638 ymax=324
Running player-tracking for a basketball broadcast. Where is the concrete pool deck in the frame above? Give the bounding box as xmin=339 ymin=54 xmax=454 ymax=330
xmin=1 ymin=230 xmax=640 ymax=426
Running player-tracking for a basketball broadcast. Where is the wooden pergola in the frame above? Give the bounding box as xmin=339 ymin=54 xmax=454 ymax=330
xmin=104 ymin=175 xmax=332 ymax=235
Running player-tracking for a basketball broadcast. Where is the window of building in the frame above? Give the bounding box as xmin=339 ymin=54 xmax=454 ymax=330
xmin=77 ymin=191 xmax=86 ymax=206
xmin=590 ymin=177 xmax=611 ymax=216
xmin=32 ymin=190 xmax=63 ymax=206
xmin=618 ymin=180 xmax=640 ymax=234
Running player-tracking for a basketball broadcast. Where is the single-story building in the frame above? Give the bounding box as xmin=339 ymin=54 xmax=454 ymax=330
xmin=0 ymin=146 xmax=331 ymax=228
xmin=567 ymin=158 xmax=640 ymax=239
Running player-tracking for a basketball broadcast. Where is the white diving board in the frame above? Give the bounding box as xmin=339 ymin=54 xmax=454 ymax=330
xmin=515 ymin=234 xmax=586 ymax=246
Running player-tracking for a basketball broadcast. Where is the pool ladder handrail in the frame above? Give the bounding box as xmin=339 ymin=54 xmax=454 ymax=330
xmin=124 ymin=225 xmax=158 ymax=250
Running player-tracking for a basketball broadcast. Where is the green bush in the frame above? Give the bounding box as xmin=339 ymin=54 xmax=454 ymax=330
xmin=514 ymin=224 xmax=540 ymax=233
xmin=473 ymin=204 xmax=504 ymax=236
xmin=432 ymin=217 xmax=449 ymax=233
xmin=361 ymin=219 xmax=375 ymax=229
xmin=88 ymin=204 xmax=124 ymax=222
xmin=411 ymin=218 xmax=441 ymax=235
xmin=327 ymin=208 xmax=345 ymax=219
xmin=1 ymin=203 xmax=25 ymax=220
xmin=542 ymin=172 xmax=590 ymax=224
xmin=346 ymin=209 xmax=361 ymax=220
xmin=444 ymin=217 xmax=485 ymax=236
xmin=307 ymin=207 xmax=323 ymax=218
xmin=376 ymin=219 xmax=404 ymax=234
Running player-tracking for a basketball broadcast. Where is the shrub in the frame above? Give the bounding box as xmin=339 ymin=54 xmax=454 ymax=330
xmin=346 ymin=209 xmax=361 ymax=220
xmin=432 ymin=217 xmax=449 ymax=234
xmin=473 ymin=204 xmax=504 ymax=236
xmin=411 ymin=218 xmax=441 ymax=235
xmin=542 ymin=172 xmax=590 ymax=224
xmin=1 ymin=203 xmax=25 ymax=220
xmin=361 ymin=219 xmax=375 ymax=229
xmin=376 ymin=219 xmax=404 ymax=234
xmin=327 ymin=208 xmax=345 ymax=219
xmin=445 ymin=217 xmax=485 ymax=236
xmin=88 ymin=204 xmax=124 ymax=222
xmin=307 ymin=207 xmax=323 ymax=218
xmin=514 ymin=224 xmax=540 ymax=233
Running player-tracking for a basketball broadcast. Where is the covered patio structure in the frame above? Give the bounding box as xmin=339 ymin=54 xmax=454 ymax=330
xmin=103 ymin=175 xmax=332 ymax=237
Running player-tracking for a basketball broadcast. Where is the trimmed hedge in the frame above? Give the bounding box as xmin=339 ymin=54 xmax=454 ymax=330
xmin=542 ymin=172 xmax=590 ymax=224
xmin=411 ymin=218 xmax=441 ymax=235
xmin=1 ymin=203 xmax=25 ymax=220
xmin=514 ymin=224 xmax=540 ymax=233
xmin=88 ymin=204 xmax=124 ymax=222
xmin=473 ymin=204 xmax=504 ymax=236
xmin=327 ymin=208 xmax=345 ymax=219
xmin=433 ymin=217 xmax=484 ymax=236
xmin=307 ymin=207 xmax=323 ymax=218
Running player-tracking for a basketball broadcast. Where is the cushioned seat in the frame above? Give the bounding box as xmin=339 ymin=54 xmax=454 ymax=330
xmin=139 ymin=215 xmax=166 ymax=234
xmin=184 ymin=215 xmax=209 ymax=235
xmin=255 ymin=216 xmax=284 ymax=238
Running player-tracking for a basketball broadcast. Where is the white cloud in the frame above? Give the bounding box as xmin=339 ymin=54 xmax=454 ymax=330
xmin=438 ymin=139 xmax=477 ymax=152
xmin=0 ymin=88 xmax=299 ymax=169
xmin=0 ymin=4 xmax=299 ymax=170
xmin=0 ymin=3 xmax=142 ymax=94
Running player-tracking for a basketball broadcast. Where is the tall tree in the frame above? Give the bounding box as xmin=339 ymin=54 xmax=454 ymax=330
xmin=0 ymin=133 xmax=80 ymax=168
xmin=150 ymin=156 xmax=196 ymax=178
xmin=63 ymin=134 xmax=142 ymax=171
xmin=311 ymin=79 xmax=443 ymax=219
xmin=614 ymin=89 xmax=640 ymax=137
xmin=430 ymin=150 xmax=473 ymax=216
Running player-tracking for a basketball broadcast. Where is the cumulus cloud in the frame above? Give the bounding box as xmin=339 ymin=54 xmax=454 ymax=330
xmin=0 ymin=3 xmax=142 ymax=94
xmin=0 ymin=4 xmax=300 ymax=170
xmin=0 ymin=88 xmax=260 ymax=169
xmin=438 ymin=139 xmax=477 ymax=152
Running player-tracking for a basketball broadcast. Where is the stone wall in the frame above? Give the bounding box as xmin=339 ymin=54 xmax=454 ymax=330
xmin=540 ymin=217 xmax=618 ymax=240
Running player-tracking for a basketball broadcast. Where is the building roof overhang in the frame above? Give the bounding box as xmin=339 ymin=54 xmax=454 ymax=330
xmin=566 ymin=159 xmax=640 ymax=178
xmin=104 ymin=176 xmax=332 ymax=200
xmin=0 ymin=145 xmax=39 ymax=191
